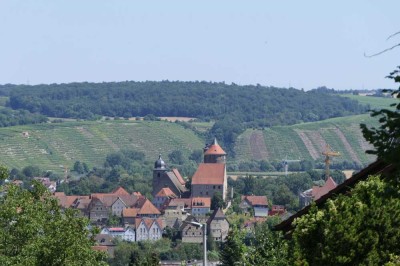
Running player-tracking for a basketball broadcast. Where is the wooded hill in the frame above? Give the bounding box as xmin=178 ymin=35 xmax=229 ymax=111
xmin=5 ymin=81 xmax=367 ymax=127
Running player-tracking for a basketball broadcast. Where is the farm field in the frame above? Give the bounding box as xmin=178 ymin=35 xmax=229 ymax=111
xmin=0 ymin=120 xmax=204 ymax=175
xmin=234 ymin=114 xmax=378 ymax=166
xmin=340 ymin=94 xmax=397 ymax=110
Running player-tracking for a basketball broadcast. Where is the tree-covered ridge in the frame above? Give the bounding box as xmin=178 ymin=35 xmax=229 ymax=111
xmin=7 ymin=81 xmax=367 ymax=125
xmin=0 ymin=108 xmax=47 ymax=127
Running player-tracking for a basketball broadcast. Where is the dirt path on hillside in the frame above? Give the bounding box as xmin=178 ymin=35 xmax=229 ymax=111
xmin=295 ymin=130 xmax=320 ymax=160
xmin=249 ymin=131 xmax=269 ymax=160
xmin=333 ymin=128 xmax=361 ymax=164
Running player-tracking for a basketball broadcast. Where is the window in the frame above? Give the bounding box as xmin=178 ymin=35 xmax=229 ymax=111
xmin=218 ymin=186 xmax=221 ymax=189
xmin=206 ymin=192 xmax=208 ymax=195
xmin=213 ymin=185 xmax=216 ymax=189
xmin=157 ymin=173 xmax=160 ymax=177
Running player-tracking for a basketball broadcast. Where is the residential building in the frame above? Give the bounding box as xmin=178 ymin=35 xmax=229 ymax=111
xmin=134 ymin=218 xmax=164 ymax=242
xmin=191 ymin=197 xmax=211 ymax=216
xmin=100 ymin=227 xmax=136 ymax=242
xmin=299 ymin=176 xmax=337 ymax=208
xmin=207 ymin=208 xmax=229 ymax=242
xmin=153 ymin=187 xmax=177 ymax=210
xmin=181 ymin=216 xmax=205 ymax=243
xmin=240 ymin=195 xmax=269 ymax=217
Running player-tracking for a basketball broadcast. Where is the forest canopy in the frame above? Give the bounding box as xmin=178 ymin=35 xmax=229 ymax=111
xmin=5 ymin=81 xmax=367 ymax=126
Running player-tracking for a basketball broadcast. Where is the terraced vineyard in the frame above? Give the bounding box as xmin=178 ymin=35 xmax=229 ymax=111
xmin=234 ymin=114 xmax=378 ymax=165
xmin=0 ymin=120 xmax=204 ymax=174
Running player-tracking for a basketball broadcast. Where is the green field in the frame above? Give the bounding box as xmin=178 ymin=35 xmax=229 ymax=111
xmin=0 ymin=120 xmax=204 ymax=174
xmin=340 ymin=94 xmax=398 ymax=110
xmin=0 ymin=111 xmax=386 ymax=174
xmin=234 ymin=114 xmax=379 ymax=165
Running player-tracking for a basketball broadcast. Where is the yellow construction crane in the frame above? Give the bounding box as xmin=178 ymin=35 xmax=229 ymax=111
xmin=322 ymin=144 xmax=340 ymax=179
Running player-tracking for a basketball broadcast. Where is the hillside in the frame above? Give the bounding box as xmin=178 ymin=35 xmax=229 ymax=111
xmin=0 ymin=112 xmax=381 ymax=175
xmin=234 ymin=114 xmax=378 ymax=166
xmin=0 ymin=120 xmax=204 ymax=175
xmin=6 ymin=82 xmax=367 ymax=127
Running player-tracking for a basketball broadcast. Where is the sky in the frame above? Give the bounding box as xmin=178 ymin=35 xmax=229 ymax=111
xmin=0 ymin=1 xmax=399 ymax=90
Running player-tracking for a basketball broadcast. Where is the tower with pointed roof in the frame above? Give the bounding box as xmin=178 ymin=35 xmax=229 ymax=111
xmin=203 ymin=138 xmax=226 ymax=164
xmin=152 ymin=155 xmax=188 ymax=198
xmin=191 ymin=137 xmax=228 ymax=200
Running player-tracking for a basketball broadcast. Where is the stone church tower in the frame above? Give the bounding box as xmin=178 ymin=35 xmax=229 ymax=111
xmin=152 ymin=155 xmax=188 ymax=198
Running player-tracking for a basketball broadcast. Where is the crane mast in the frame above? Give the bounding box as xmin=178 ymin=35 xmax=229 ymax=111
xmin=322 ymin=144 xmax=340 ymax=179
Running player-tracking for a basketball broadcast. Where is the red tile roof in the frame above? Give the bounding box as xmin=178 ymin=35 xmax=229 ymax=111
xmin=112 ymin=187 xmax=130 ymax=195
xmin=204 ymin=143 xmax=226 ymax=155
xmin=312 ymin=176 xmax=337 ymax=201
xmin=242 ymin=195 xmax=268 ymax=206
xmin=155 ymin=187 xmax=177 ymax=198
xmin=137 ymin=199 xmax=161 ymax=216
xmin=191 ymin=163 xmax=225 ymax=185
xmin=168 ymin=198 xmax=192 ymax=209
xmin=122 ymin=208 xmax=139 ymax=217
xmin=191 ymin=197 xmax=211 ymax=208
xmin=172 ymin=168 xmax=186 ymax=185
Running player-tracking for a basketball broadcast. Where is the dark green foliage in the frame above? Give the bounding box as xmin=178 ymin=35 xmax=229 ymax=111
xmin=0 ymin=107 xmax=47 ymax=127
xmin=0 ymin=180 xmax=107 ymax=265
xmin=245 ymin=222 xmax=289 ymax=266
xmin=291 ymin=175 xmax=400 ymax=265
xmin=8 ymin=81 xmax=366 ymax=124
xmin=168 ymin=150 xmax=186 ymax=165
xmin=229 ymin=172 xmax=313 ymax=211
xmin=189 ymin=149 xmax=203 ymax=163
xmin=361 ymin=66 xmax=400 ymax=167
xmin=110 ymin=240 xmax=203 ymax=265
xmin=22 ymin=165 xmax=41 ymax=177
xmin=211 ymin=192 xmax=225 ymax=210
xmin=219 ymin=227 xmax=246 ymax=266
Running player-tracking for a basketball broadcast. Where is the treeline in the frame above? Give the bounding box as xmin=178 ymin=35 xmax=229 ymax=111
xmin=7 ymin=81 xmax=367 ymax=123
xmin=0 ymin=108 xmax=47 ymax=127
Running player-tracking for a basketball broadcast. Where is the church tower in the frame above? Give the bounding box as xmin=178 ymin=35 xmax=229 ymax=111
xmin=152 ymin=155 xmax=168 ymax=195
xmin=203 ymin=138 xmax=226 ymax=163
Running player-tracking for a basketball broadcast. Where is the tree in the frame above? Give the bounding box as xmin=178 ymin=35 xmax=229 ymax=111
xmin=219 ymin=227 xmax=247 ymax=266
xmin=291 ymin=175 xmax=400 ymax=265
xmin=0 ymin=179 xmax=107 ymax=265
xmin=244 ymin=222 xmax=289 ymax=266
xmin=211 ymin=192 xmax=225 ymax=210
xmin=168 ymin=150 xmax=186 ymax=165
xmin=361 ymin=66 xmax=400 ymax=167
xmin=189 ymin=149 xmax=203 ymax=163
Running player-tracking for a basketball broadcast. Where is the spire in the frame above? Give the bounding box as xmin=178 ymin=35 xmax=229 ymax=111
xmin=154 ymin=154 xmax=166 ymax=170
xmin=213 ymin=137 xmax=218 ymax=145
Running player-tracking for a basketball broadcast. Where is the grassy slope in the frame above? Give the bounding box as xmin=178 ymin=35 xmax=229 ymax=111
xmin=340 ymin=94 xmax=397 ymax=110
xmin=0 ymin=120 xmax=204 ymax=174
xmin=234 ymin=114 xmax=378 ymax=165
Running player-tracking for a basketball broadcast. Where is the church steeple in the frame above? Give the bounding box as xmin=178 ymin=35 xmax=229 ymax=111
xmin=154 ymin=154 xmax=166 ymax=170
xmin=203 ymin=138 xmax=226 ymax=163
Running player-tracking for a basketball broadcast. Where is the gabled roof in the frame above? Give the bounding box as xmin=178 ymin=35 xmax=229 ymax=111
xmin=134 ymin=217 xmax=163 ymax=230
xmin=207 ymin=208 xmax=226 ymax=224
xmin=168 ymin=198 xmax=192 ymax=209
xmin=241 ymin=195 xmax=268 ymax=206
xmin=122 ymin=208 xmax=139 ymax=218
xmin=172 ymin=168 xmax=186 ymax=185
xmin=204 ymin=138 xmax=226 ymax=155
xmin=112 ymin=187 xmax=130 ymax=195
xmin=191 ymin=197 xmax=211 ymax=208
xmin=312 ymin=176 xmax=337 ymax=200
xmin=191 ymin=163 xmax=225 ymax=185
xmin=155 ymin=187 xmax=177 ymax=198
xmin=137 ymin=199 xmax=161 ymax=215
